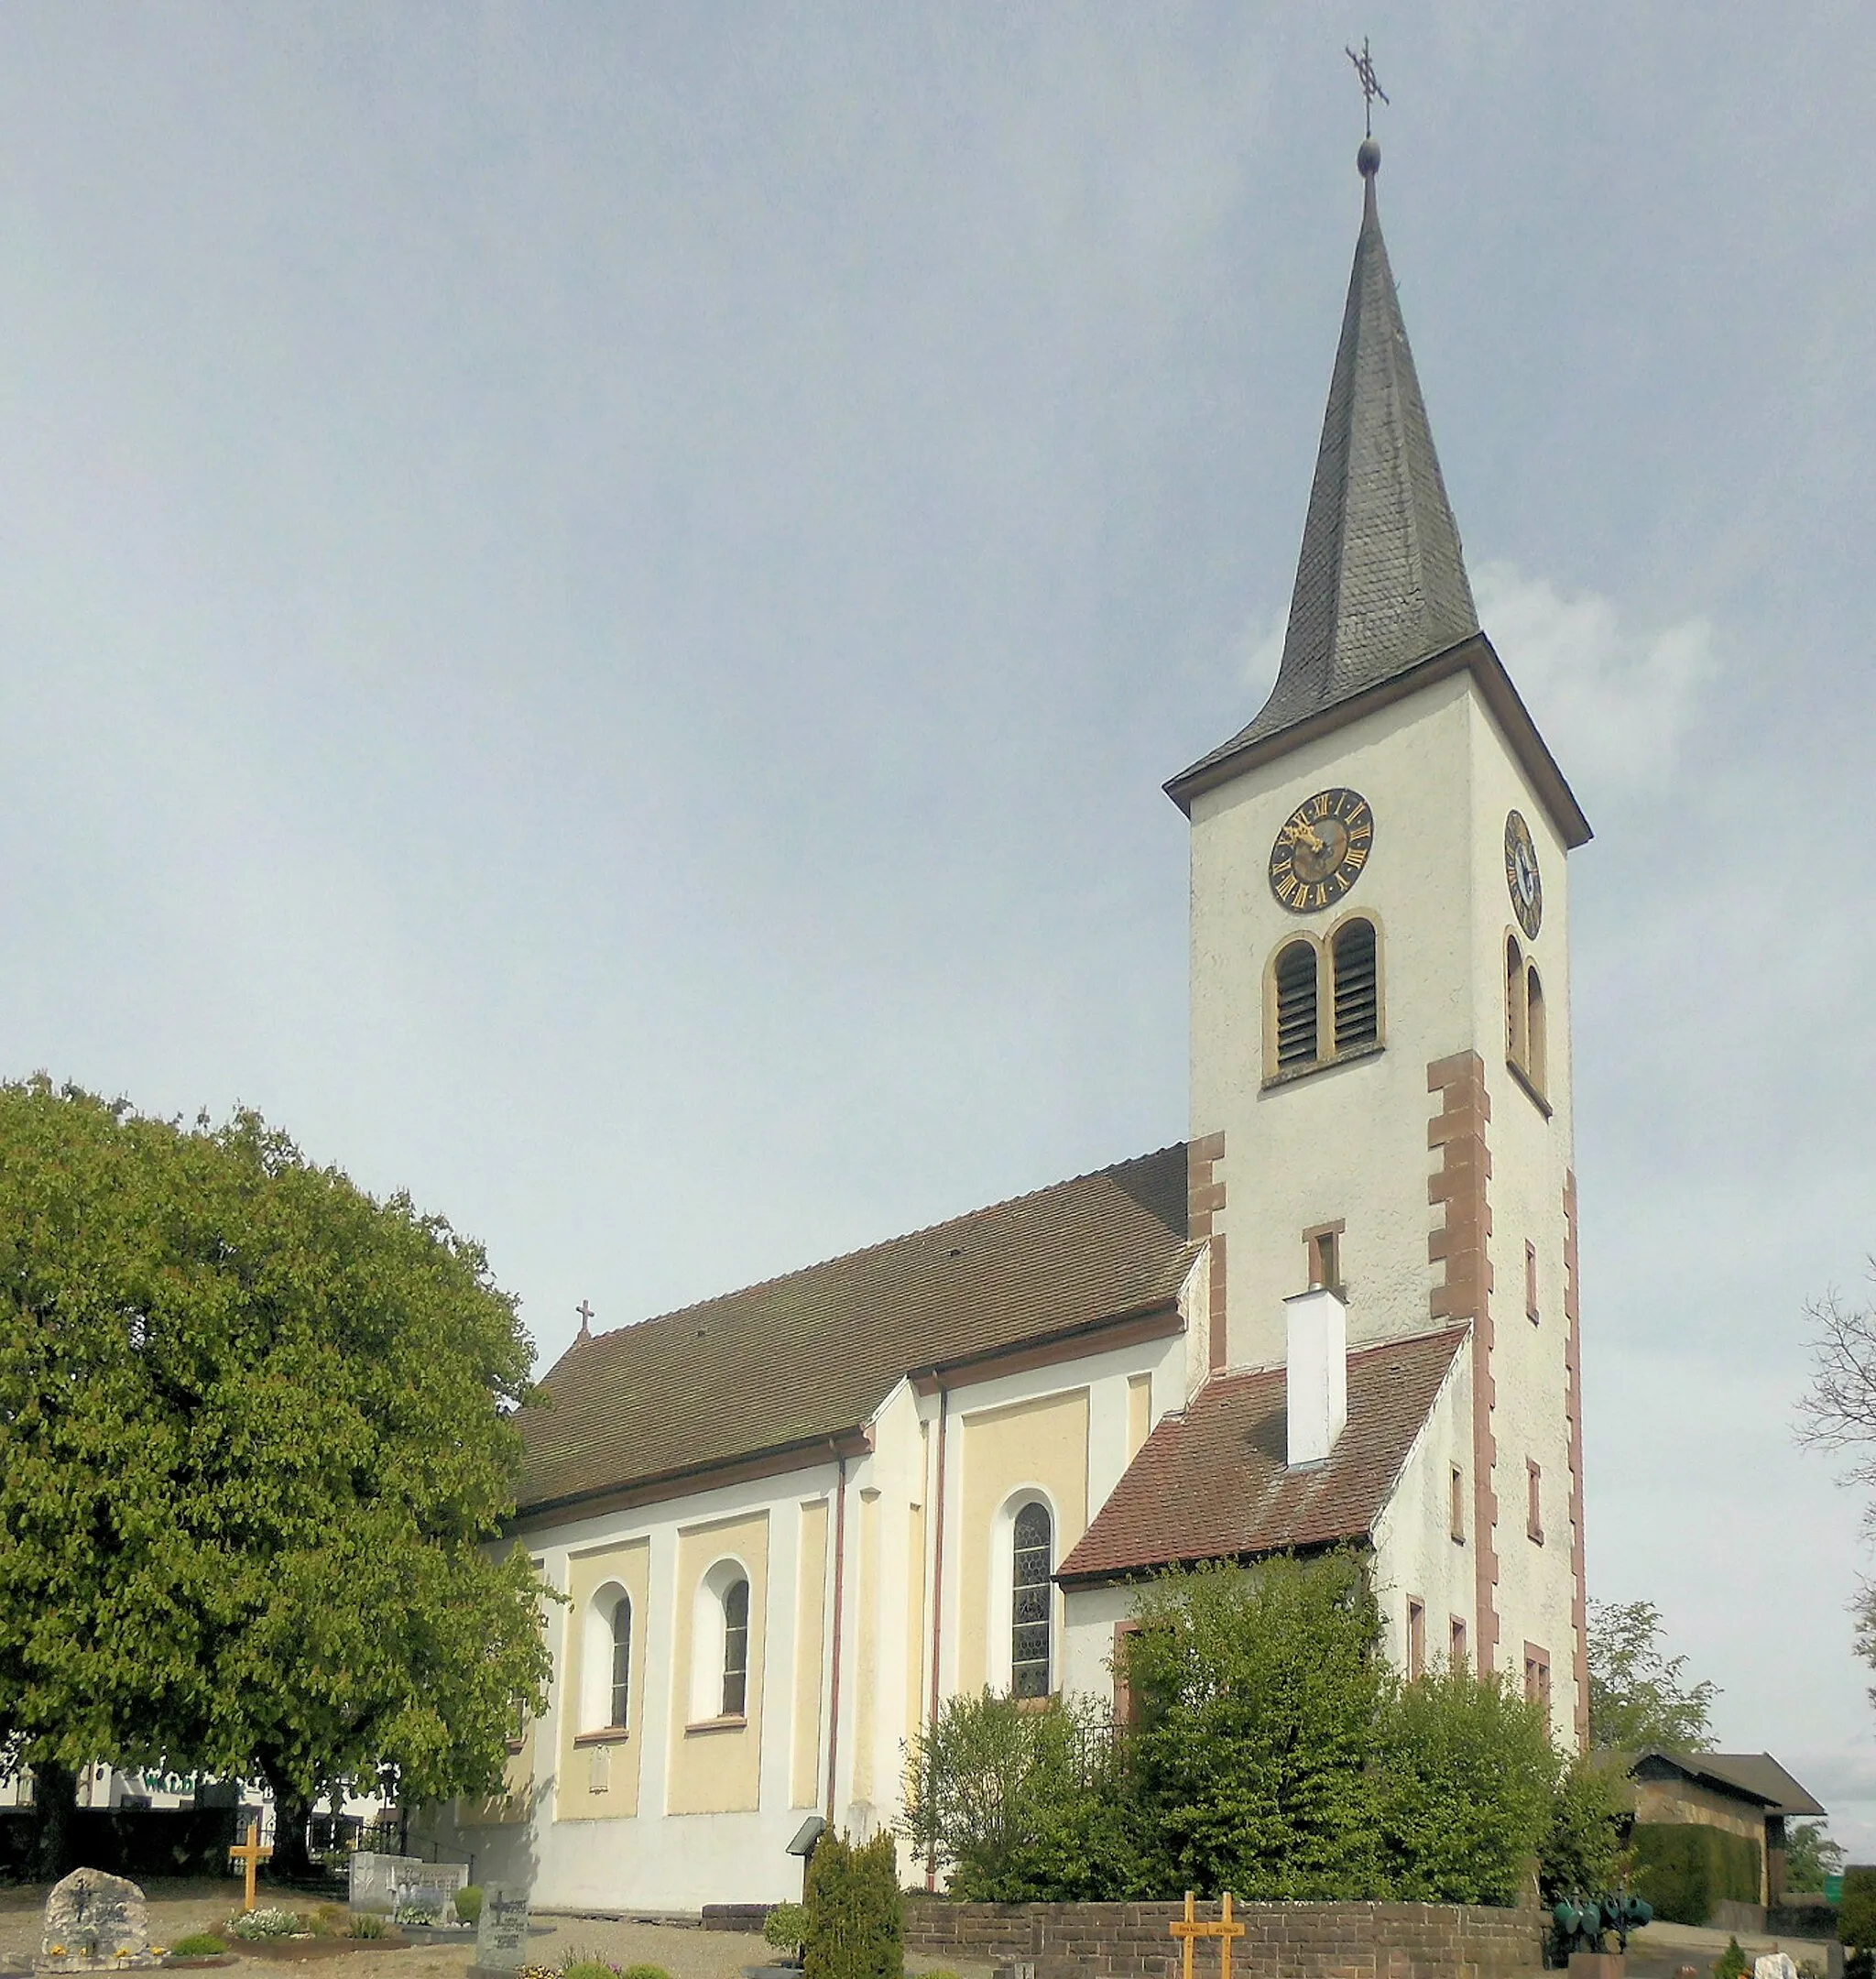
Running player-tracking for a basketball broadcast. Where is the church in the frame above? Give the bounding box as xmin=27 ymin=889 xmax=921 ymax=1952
xmin=415 ymin=141 xmax=1593 ymax=1912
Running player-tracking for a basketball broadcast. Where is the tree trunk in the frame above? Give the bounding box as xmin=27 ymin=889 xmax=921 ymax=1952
xmin=256 ymin=1763 xmax=316 ymax=1886
xmin=31 ymin=1758 xmax=81 ymax=1883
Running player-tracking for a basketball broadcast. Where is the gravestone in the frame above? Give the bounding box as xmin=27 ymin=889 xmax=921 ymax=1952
xmin=1755 ymin=1957 xmax=1799 ymax=1979
xmin=38 ymin=1868 xmax=158 ymax=1971
xmin=474 ymin=1885 xmax=531 ymax=1976
xmin=348 ymin=1851 xmax=466 ymax=1919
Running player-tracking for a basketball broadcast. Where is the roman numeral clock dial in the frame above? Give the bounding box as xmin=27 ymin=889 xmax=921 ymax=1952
xmin=1268 ymin=787 xmax=1374 ymax=912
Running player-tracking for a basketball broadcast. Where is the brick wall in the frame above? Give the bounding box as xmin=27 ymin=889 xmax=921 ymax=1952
xmin=903 ymin=1897 xmax=1543 ymax=1979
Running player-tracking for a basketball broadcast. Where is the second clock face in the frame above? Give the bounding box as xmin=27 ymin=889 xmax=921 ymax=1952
xmin=1269 ymin=787 xmax=1374 ymax=913
xmin=1504 ymin=809 xmax=1543 ymax=939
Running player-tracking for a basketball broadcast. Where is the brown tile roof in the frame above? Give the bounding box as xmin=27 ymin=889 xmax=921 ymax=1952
xmin=1631 ymin=1751 xmax=1827 ymax=1819
xmin=517 ymin=1145 xmax=1195 ymax=1518
xmin=1057 ymin=1325 xmax=1469 ymax=1582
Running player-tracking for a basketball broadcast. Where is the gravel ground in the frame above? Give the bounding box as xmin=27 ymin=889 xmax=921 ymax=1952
xmin=0 ymin=1882 xmax=987 ymax=1979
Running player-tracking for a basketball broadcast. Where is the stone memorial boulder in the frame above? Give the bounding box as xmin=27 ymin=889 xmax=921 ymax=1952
xmin=38 ymin=1868 xmax=158 ymax=1971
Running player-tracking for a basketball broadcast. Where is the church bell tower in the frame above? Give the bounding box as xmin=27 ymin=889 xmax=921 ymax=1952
xmin=1165 ymin=140 xmax=1594 ymax=1738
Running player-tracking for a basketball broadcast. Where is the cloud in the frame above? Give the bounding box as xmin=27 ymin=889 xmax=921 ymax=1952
xmin=1472 ymin=562 xmax=1717 ymax=793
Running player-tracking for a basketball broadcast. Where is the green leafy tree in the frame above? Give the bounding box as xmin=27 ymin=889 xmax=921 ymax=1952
xmin=0 ymin=1080 xmax=552 ymax=1877
xmin=1538 ymin=1754 xmax=1629 ymax=1904
xmin=1784 ymin=1819 xmax=1846 ymax=1894
xmin=1375 ymin=1664 xmax=1559 ymax=1905
xmin=1120 ymin=1552 xmax=1387 ymax=1899
xmin=1586 ymin=1601 xmax=1719 ymax=1751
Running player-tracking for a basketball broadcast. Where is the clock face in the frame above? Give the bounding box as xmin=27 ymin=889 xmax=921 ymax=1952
xmin=1504 ymin=809 xmax=1543 ymax=939
xmin=1269 ymin=787 xmax=1374 ymax=913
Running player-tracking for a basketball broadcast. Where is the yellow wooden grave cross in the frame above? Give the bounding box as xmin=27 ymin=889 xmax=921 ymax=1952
xmin=228 ymin=1818 xmax=271 ymax=1913
xmin=1168 ymin=1891 xmax=1245 ymax=1979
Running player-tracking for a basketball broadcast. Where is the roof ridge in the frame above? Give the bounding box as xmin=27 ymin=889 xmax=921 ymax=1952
xmin=1200 ymin=1319 xmax=1471 ymax=1389
xmin=574 ymin=1142 xmax=1190 ymax=1351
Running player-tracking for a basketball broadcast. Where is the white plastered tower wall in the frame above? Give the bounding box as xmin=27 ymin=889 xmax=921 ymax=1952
xmin=1184 ymin=663 xmax=1585 ymax=1729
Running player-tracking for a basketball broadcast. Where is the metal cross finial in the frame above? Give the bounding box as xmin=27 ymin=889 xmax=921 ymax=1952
xmin=575 ymin=1298 xmax=594 ymax=1335
xmin=1345 ymin=38 xmax=1389 ymax=139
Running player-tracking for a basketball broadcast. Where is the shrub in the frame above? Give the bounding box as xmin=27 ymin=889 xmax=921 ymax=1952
xmin=1632 ymin=1824 xmax=1761 ymax=1926
xmin=803 ymin=1831 xmax=902 ymax=1979
xmin=1539 ymin=1755 xmax=1628 ymax=1905
xmin=1842 ymin=1867 xmax=1876 ymax=1948
xmin=1121 ymin=1553 xmax=1388 ymax=1898
xmin=1713 ymin=1937 xmax=1750 ymax=1979
xmin=349 ymin=1914 xmax=387 ymax=1941
xmin=620 ymin=1967 xmax=671 ymax=1979
xmin=169 ymin=1935 xmax=228 ymax=1958
xmin=900 ymin=1689 xmax=1143 ymax=1901
xmin=456 ymin=1886 xmax=485 ymax=1927
xmin=765 ymin=1905 xmax=810 ymax=1956
xmin=1374 ymin=1664 xmax=1556 ymax=1904
xmin=562 ymin=1963 xmax=617 ymax=1979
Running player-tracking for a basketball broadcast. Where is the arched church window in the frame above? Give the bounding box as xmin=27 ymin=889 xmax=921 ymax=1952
xmin=1505 ymin=935 xmax=1526 ymax=1067
xmin=1331 ymin=918 xmax=1379 ymax=1051
xmin=609 ymin=1592 xmax=632 ymax=1730
xmin=1525 ymin=967 xmax=1547 ymax=1097
xmin=1010 ymin=1501 xmax=1053 ymax=1699
xmin=1274 ymin=940 xmax=1319 ymax=1070
xmin=721 ymin=1576 xmax=750 ymax=1718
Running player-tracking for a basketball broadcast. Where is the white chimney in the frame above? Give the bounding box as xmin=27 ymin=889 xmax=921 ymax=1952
xmin=1285 ymin=1286 xmax=1348 ymax=1466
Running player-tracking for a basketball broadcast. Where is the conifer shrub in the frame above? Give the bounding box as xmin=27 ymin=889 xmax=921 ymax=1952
xmin=169 ymin=1935 xmax=228 ymax=1958
xmin=620 ymin=1965 xmax=671 ymax=1979
xmin=803 ymin=1831 xmax=903 ymax=1979
xmin=1713 ymin=1936 xmax=1750 ymax=1979
xmin=455 ymin=1886 xmax=484 ymax=1926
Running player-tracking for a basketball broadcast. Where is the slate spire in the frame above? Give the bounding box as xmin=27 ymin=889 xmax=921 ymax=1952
xmin=1171 ymin=145 xmax=1481 ymax=793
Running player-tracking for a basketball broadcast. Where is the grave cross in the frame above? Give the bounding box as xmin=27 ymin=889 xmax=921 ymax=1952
xmin=1168 ymin=1890 xmax=1245 ymax=1979
xmin=228 ymin=1817 xmax=271 ymax=1914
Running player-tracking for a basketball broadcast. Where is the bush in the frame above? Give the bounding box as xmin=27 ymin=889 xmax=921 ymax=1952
xmin=1632 ymin=1825 xmax=1761 ymax=1926
xmin=456 ymin=1886 xmax=484 ymax=1927
xmin=621 ymin=1967 xmax=671 ymax=1979
xmin=1374 ymin=1664 xmax=1556 ymax=1904
xmin=1841 ymin=1867 xmax=1876 ymax=1948
xmin=562 ymin=1963 xmax=616 ymax=1979
xmin=1122 ymin=1553 xmax=1388 ymax=1898
xmin=765 ymin=1905 xmax=810 ymax=1956
xmin=803 ymin=1831 xmax=902 ymax=1979
xmin=900 ymin=1689 xmax=1143 ymax=1900
xmin=169 ymin=1935 xmax=228 ymax=1958
xmin=349 ymin=1914 xmax=387 ymax=1941
xmin=1539 ymin=1755 xmax=1628 ymax=1904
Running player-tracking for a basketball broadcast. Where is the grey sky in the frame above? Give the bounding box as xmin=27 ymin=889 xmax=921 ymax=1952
xmin=2 ymin=4 xmax=1871 ymax=1845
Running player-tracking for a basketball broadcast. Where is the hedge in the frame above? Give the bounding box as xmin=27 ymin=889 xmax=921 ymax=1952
xmin=1631 ymin=1823 xmax=1761 ymax=1925
xmin=1839 ymin=1866 xmax=1876 ymax=1948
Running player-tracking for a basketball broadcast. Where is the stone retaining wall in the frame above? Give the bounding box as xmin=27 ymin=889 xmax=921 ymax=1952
xmin=903 ymin=1897 xmax=1544 ymax=1979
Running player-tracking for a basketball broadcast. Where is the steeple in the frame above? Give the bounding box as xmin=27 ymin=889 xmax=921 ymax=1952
xmin=1168 ymin=146 xmax=1492 ymax=810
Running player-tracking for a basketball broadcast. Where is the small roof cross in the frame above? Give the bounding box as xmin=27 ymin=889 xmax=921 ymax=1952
xmin=1345 ymin=37 xmax=1390 ymax=139
xmin=575 ymin=1298 xmax=594 ymax=1339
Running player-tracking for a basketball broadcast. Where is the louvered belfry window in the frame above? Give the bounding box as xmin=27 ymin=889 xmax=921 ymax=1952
xmin=1332 ymin=918 xmax=1380 ymax=1051
xmin=1011 ymin=1501 xmax=1053 ymax=1698
xmin=1274 ymin=940 xmax=1319 ymax=1069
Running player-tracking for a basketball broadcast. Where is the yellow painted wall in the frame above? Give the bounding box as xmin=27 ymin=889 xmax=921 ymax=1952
xmin=957 ymin=1387 xmax=1090 ymax=1692
xmin=1126 ymin=1373 xmax=1152 ymax=1460
xmin=668 ymin=1511 xmax=769 ymax=1816
xmin=555 ymin=1538 xmax=650 ymax=1821
xmin=904 ymin=1497 xmax=927 ymax=1756
xmin=851 ymin=1490 xmax=881 ymax=1803
xmin=791 ymin=1500 xmax=828 ymax=1810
